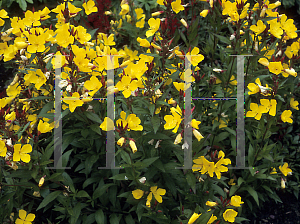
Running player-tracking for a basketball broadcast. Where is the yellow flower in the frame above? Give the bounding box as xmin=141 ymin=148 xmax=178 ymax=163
xmin=63 ymin=92 xmax=84 ymax=113
xmin=260 ymin=99 xmax=276 ymax=116
xmin=171 ymin=0 xmax=184 ymax=14
xmin=119 ymin=3 xmax=129 ymax=16
xmin=268 ymin=62 xmax=283 ymax=75
xmin=206 ymin=201 xmax=218 ymax=207
xmin=258 ymin=58 xmax=270 ymax=67
xmin=137 ymin=37 xmax=150 ymax=47
xmin=201 ymin=157 xmax=215 ymax=177
xmin=246 ymin=103 xmax=268 ymax=120
xmin=13 ymin=144 xmax=32 ymax=163
xmin=192 ymin=156 xmax=204 ymax=172
xmin=230 ymin=195 xmax=244 ymax=207
xmin=38 ymin=120 xmax=54 ymax=134
xmin=228 ymin=179 xmax=236 ymax=185
xmin=115 ymin=75 xmax=138 ymax=98
xmin=0 ymin=9 xmax=8 ymax=26
xmin=279 ymin=162 xmax=292 ymax=176
xmin=268 ymin=20 xmax=283 ymax=39
xmin=186 ymin=47 xmax=204 ymax=66
xmin=100 ymin=117 xmax=114 ymax=131
xmin=135 ymin=8 xmax=145 ymax=28
xmin=164 ymin=105 xmax=183 ymax=133
xmin=214 ymin=157 xmax=231 ymax=179
xmin=146 ymin=18 xmax=160 ymax=37
xmin=191 ymin=119 xmax=201 ymax=129
xmin=150 ymin=186 xmax=166 ymax=203
xmin=6 ymin=82 xmax=21 ymax=98
xmin=270 ymin=167 xmax=277 ymax=174
xmin=208 ymin=214 xmax=217 ymax=224
xmin=0 ymin=140 xmax=7 ymax=157
xmin=117 ymin=137 xmax=125 ymax=146
xmin=129 ymin=140 xmax=137 ymax=153
xmin=132 ymin=189 xmax=144 ymax=199
xmin=16 ymin=210 xmax=35 ymax=224
xmin=281 ymin=110 xmax=293 ymax=123
xmin=83 ymin=0 xmax=98 ymax=15
xmin=223 ymin=209 xmax=238 ymax=223
xmin=188 ymin=212 xmax=201 ymax=224
xmin=84 ymin=76 xmax=102 ymax=97
xmin=290 ymin=98 xmax=299 ymax=110
xmin=97 ymin=33 xmax=115 ymax=46
xmin=250 ymin=20 xmax=266 ymax=35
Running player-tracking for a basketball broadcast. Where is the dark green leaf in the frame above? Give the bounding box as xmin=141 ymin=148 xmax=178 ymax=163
xmin=36 ymin=191 xmax=61 ymax=211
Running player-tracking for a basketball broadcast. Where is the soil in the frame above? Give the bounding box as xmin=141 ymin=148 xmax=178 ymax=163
xmin=245 ymin=191 xmax=300 ymax=224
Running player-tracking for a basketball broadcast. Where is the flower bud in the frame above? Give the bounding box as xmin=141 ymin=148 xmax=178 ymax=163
xmin=200 ymin=9 xmax=209 ymax=17
xmin=38 ymin=176 xmax=45 ymax=187
xmin=151 ymin=43 xmax=162 ymax=50
xmin=139 ymin=177 xmax=146 ymax=183
xmin=284 ymin=68 xmax=297 ymax=77
xmin=151 ymin=11 xmax=163 ymax=17
xmin=105 ymin=11 xmax=112 ymax=15
xmin=117 ymin=137 xmax=125 ymax=146
xmin=260 ymin=7 xmax=267 ymax=17
xmin=230 ymin=34 xmax=235 ymax=40
xmin=180 ymin=19 xmax=188 ymax=28
xmin=193 ymin=129 xmax=204 ymax=141
xmin=129 ymin=140 xmax=137 ymax=153
xmin=174 ymin=134 xmax=182 ymax=144
xmin=281 ymin=177 xmax=286 ymax=189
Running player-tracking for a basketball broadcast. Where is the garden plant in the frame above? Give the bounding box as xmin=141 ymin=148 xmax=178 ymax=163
xmin=0 ymin=0 xmax=300 ymax=223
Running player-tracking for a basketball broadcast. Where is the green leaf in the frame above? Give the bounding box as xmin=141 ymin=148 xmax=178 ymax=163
xmin=125 ymin=214 xmax=135 ymax=224
xmin=71 ymin=203 xmax=82 ymax=224
xmin=89 ymin=28 xmax=99 ymax=39
xmin=134 ymin=157 xmax=159 ymax=169
xmin=16 ymin=0 xmax=27 ymax=10
xmin=195 ymin=210 xmax=213 ymax=224
xmin=186 ymin=172 xmax=196 ymax=193
xmin=248 ymin=144 xmax=254 ymax=167
xmin=62 ymin=171 xmax=75 ymax=193
xmin=93 ymin=183 xmax=115 ymax=199
xmin=110 ymin=213 xmax=120 ymax=224
xmin=244 ymin=186 xmax=259 ymax=206
xmin=36 ymin=191 xmax=61 ymax=211
xmin=76 ymin=190 xmax=90 ymax=198
xmin=110 ymin=173 xmax=129 ymax=180
xmin=151 ymin=116 xmax=160 ymax=134
xmin=179 ymin=30 xmax=188 ymax=46
xmin=237 ymin=177 xmax=245 ymax=186
xmin=95 ymin=209 xmax=105 ymax=224
xmin=212 ymin=33 xmax=231 ymax=45
xmin=84 ymin=111 xmax=102 ymax=123
xmin=90 ymin=123 xmax=102 ymax=135
xmin=25 ymin=0 xmax=33 ymax=3
xmin=229 ymin=185 xmax=239 ymax=196
xmin=149 ymin=104 xmax=155 ymax=116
